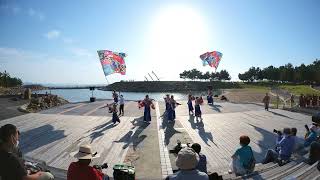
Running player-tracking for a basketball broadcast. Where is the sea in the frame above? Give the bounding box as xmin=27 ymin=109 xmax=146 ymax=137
xmin=34 ymin=89 xmax=222 ymax=103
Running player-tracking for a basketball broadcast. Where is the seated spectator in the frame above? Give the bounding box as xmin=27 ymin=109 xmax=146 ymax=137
xmin=290 ymin=128 xmax=300 ymax=152
xmin=0 ymin=124 xmax=54 ymax=180
xmin=304 ymin=125 xmax=318 ymax=147
xmin=191 ymin=143 xmax=207 ymax=173
xmin=166 ymin=147 xmax=208 ymax=180
xmin=308 ymin=141 xmax=320 ymax=165
xmin=68 ymin=145 xmax=108 ymax=180
xmin=262 ymin=128 xmax=295 ymax=164
xmin=230 ymin=135 xmax=255 ymax=176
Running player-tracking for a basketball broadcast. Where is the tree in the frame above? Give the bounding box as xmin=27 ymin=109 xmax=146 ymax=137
xmin=218 ymin=70 xmax=231 ymax=80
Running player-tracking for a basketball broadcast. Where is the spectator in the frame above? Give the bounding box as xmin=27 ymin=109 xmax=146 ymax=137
xmin=262 ymin=93 xmax=270 ymax=111
xmin=230 ymin=135 xmax=255 ymax=175
xmin=191 ymin=143 xmax=207 ymax=173
xmin=308 ymin=141 xmax=320 ymax=165
xmin=262 ymin=128 xmax=295 ymax=164
xmin=0 ymin=124 xmax=54 ymax=180
xmin=166 ymin=147 xmax=208 ymax=180
xmin=304 ymin=125 xmax=318 ymax=147
xmin=68 ymin=145 xmax=108 ymax=180
xmin=290 ymin=128 xmax=300 ymax=152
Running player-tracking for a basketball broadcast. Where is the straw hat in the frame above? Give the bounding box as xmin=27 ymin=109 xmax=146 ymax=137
xmin=70 ymin=145 xmax=100 ymax=159
xmin=176 ymin=147 xmax=199 ymax=170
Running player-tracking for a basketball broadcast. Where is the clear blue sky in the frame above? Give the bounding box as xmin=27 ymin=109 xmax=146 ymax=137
xmin=1 ymin=0 xmax=319 ymax=85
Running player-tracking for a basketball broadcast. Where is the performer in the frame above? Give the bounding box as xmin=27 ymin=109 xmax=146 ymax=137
xmin=207 ymin=89 xmax=213 ymax=105
xmin=262 ymin=93 xmax=270 ymax=111
xmin=112 ymin=90 xmax=119 ymax=104
xmin=167 ymin=95 xmax=181 ymax=121
xmin=195 ymin=97 xmax=202 ymax=120
xmin=141 ymin=95 xmax=153 ymax=123
xmin=111 ymin=104 xmax=120 ymax=124
xmin=119 ymin=95 xmax=125 ymax=116
xmin=164 ymin=94 xmax=170 ymax=112
xmin=187 ymin=94 xmax=194 ymax=115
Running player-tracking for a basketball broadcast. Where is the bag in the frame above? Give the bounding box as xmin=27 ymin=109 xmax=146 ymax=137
xmin=113 ymin=164 xmax=135 ymax=180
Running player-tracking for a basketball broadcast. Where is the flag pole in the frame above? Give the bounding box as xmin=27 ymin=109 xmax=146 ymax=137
xmin=105 ymin=76 xmax=110 ymax=85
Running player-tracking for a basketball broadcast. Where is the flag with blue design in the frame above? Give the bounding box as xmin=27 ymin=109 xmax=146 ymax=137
xmin=200 ymin=51 xmax=223 ymax=70
xmin=97 ymin=50 xmax=127 ymax=76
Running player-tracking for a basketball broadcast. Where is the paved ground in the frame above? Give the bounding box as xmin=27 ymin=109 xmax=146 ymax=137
xmin=0 ymin=100 xmax=313 ymax=179
xmin=0 ymin=96 xmax=28 ymax=120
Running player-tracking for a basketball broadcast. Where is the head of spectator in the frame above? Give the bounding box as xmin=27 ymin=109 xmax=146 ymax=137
xmin=310 ymin=125 xmax=317 ymax=133
xmin=191 ymin=143 xmax=201 ymax=154
xmin=291 ymin=128 xmax=297 ymax=136
xmin=176 ymin=147 xmax=199 ymax=170
xmin=239 ymin=135 xmax=250 ymax=147
xmin=0 ymin=124 xmax=19 ymax=151
xmin=283 ymin=128 xmax=291 ymax=137
xmin=71 ymin=145 xmax=100 ymax=164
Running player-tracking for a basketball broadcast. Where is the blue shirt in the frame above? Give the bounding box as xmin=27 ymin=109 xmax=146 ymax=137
xmin=277 ymin=135 xmax=295 ymax=160
xmin=196 ymin=153 xmax=207 ymax=173
xmin=234 ymin=145 xmax=253 ymax=168
xmin=304 ymin=131 xmax=318 ymax=147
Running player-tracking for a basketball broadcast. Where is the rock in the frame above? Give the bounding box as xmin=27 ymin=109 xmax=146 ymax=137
xmin=24 ymin=88 xmax=32 ymax=100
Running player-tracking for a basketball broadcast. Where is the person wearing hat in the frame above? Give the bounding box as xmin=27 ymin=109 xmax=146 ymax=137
xmin=166 ymin=147 xmax=209 ymax=180
xmin=68 ymin=145 xmax=107 ymax=180
xmin=304 ymin=125 xmax=318 ymax=147
xmin=0 ymin=124 xmax=54 ymax=180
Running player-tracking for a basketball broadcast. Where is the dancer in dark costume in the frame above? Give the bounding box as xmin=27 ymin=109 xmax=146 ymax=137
xmin=195 ymin=97 xmax=203 ymax=121
xmin=141 ymin=95 xmax=153 ymax=123
xmin=164 ymin=94 xmax=170 ymax=116
xmin=111 ymin=104 xmax=120 ymax=124
xmin=187 ymin=94 xmax=194 ymax=115
xmin=167 ymin=95 xmax=181 ymax=122
xmin=207 ymin=89 xmax=213 ymax=105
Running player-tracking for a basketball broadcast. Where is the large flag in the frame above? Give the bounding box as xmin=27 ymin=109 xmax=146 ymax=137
xmin=97 ymin=50 xmax=127 ymax=76
xmin=200 ymin=51 xmax=223 ymax=70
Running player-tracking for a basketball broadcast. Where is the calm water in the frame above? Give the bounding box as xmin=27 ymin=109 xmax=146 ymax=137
xmin=35 ymin=89 xmax=221 ymax=103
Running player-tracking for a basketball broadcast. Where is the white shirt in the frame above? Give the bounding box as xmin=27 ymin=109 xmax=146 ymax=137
xmin=119 ymin=96 xmax=124 ymax=105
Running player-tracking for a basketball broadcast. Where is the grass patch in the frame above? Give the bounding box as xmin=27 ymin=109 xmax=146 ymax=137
xmin=238 ymin=83 xmax=270 ymax=93
xmin=279 ymin=85 xmax=320 ymax=96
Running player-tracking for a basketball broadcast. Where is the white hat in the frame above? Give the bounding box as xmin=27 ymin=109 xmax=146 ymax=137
xmin=176 ymin=147 xmax=199 ymax=170
xmin=70 ymin=145 xmax=100 ymax=160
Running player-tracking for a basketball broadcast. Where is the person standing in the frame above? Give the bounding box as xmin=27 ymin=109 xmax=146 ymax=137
xmin=112 ymin=90 xmax=118 ymax=104
xmin=111 ymin=104 xmax=120 ymax=125
xmin=142 ymin=95 xmax=153 ymax=123
xmin=168 ymin=95 xmax=181 ymax=121
xmin=119 ymin=95 xmax=125 ymax=116
xmin=188 ymin=94 xmax=194 ymax=115
xmin=195 ymin=97 xmax=202 ymax=121
xmin=290 ymin=94 xmax=295 ymax=108
xmin=262 ymin=93 xmax=270 ymax=111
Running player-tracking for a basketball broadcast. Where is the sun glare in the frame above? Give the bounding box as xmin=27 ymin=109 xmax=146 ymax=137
xmin=147 ymin=5 xmax=209 ymax=79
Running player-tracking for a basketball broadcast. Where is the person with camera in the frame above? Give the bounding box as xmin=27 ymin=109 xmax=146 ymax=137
xmin=304 ymin=125 xmax=318 ymax=148
xmin=68 ymin=145 xmax=109 ymax=180
xmin=0 ymin=124 xmax=54 ymax=180
xmin=262 ymin=128 xmax=295 ymax=164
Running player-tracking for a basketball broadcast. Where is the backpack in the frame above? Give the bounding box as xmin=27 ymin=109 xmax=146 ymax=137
xmin=113 ymin=164 xmax=135 ymax=180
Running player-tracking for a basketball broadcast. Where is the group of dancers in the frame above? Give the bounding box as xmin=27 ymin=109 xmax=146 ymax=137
xmin=109 ymin=89 xmax=215 ymax=124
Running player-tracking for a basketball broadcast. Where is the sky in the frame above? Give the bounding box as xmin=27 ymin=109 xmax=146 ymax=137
xmin=0 ymin=0 xmax=319 ymax=85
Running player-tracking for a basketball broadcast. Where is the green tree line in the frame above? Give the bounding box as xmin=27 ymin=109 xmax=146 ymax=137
xmin=180 ymin=69 xmax=231 ymax=81
xmin=0 ymin=71 xmax=23 ymax=87
xmin=238 ymin=60 xmax=320 ymax=84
